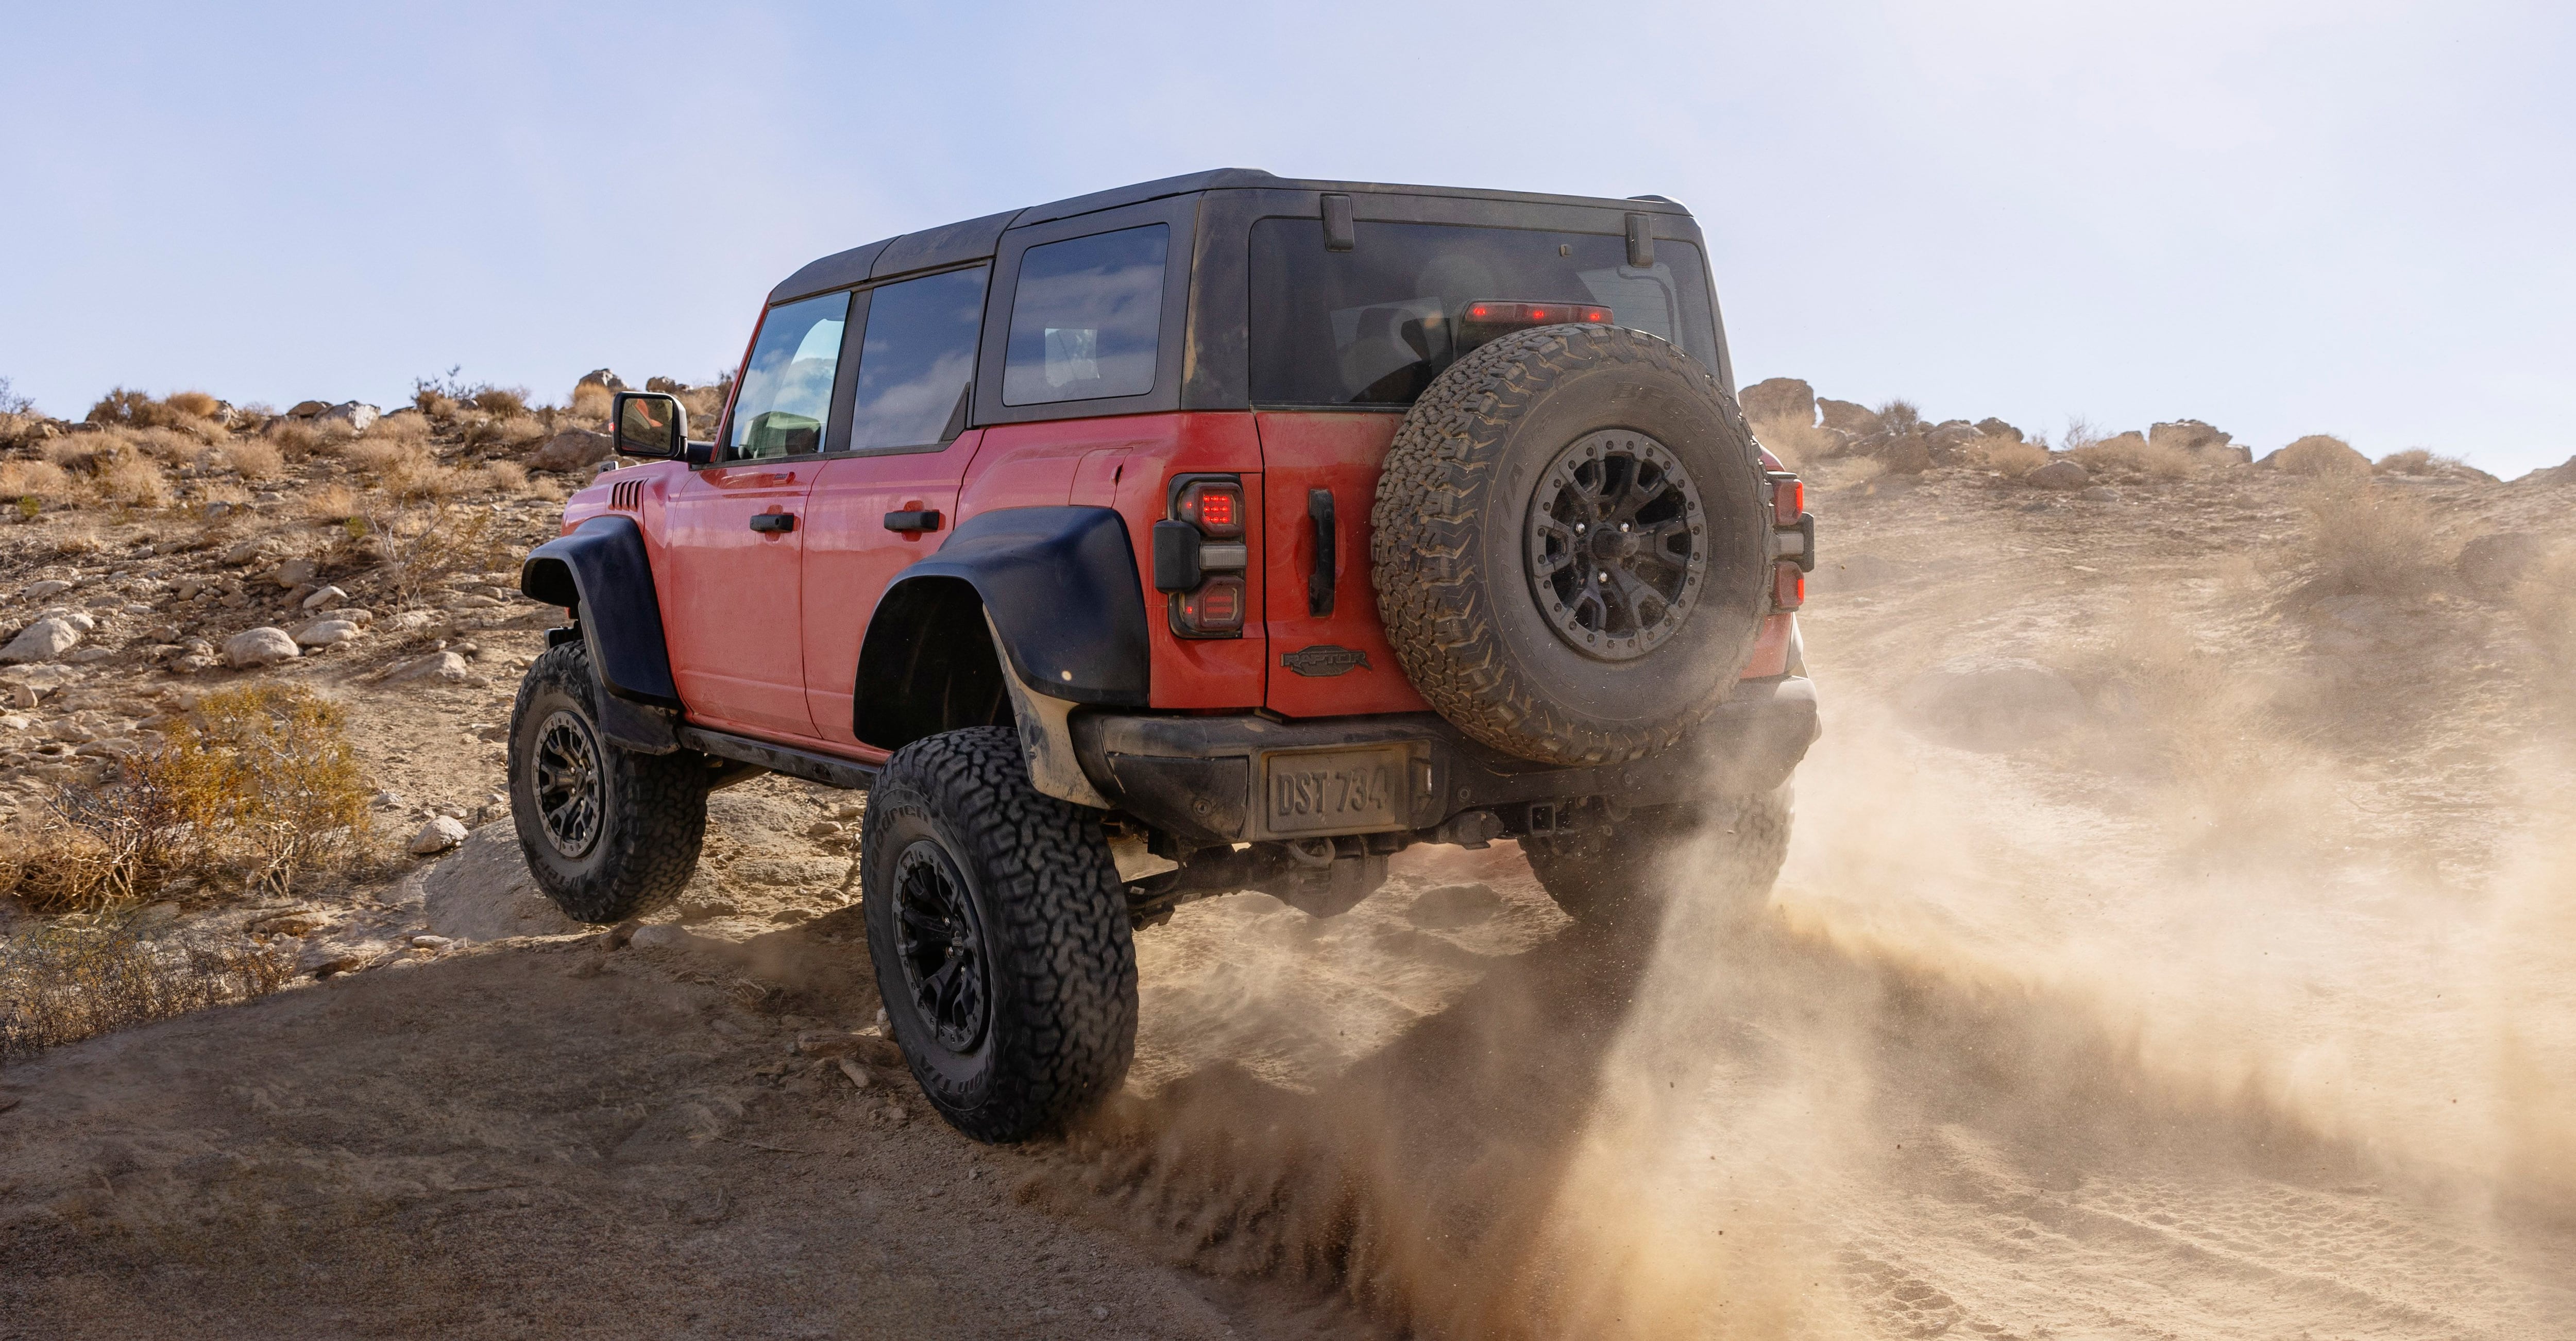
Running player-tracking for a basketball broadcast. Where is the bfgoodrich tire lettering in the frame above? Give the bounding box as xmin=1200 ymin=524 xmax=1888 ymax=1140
xmin=507 ymin=641 xmax=709 ymax=924
xmin=861 ymin=726 xmax=1136 ymax=1143
xmin=1372 ymin=323 xmax=1772 ymax=766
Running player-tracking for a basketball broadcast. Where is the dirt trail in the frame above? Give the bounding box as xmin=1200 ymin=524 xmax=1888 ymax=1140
xmin=6 ymin=463 xmax=2575 ymax=1337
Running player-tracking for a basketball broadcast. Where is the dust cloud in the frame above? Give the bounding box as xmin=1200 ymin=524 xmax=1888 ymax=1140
xmin=1038 ymin=474 xmax=2576 ymax=1338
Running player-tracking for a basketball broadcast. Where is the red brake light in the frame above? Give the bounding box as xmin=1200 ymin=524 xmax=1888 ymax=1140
xmin=1173 ymin=576 xmax=1246 ymax=635
xmin=1176 ymin=480 xmax=1244 ymax=538
xmin=1771 ymin=478 xmax=1805 ymax=526
xmin=1772 ymin=562 xmax=1805 ymax=612
xmin=1581 ymin=307 xmax=1611 ymax=324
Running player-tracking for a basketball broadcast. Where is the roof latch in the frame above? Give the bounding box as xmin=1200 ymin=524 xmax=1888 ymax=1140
xmin=1322 ymin=194 xmax=1355 ymax=252
xmin=1625 ymin=212 xmax=1654 ymax=268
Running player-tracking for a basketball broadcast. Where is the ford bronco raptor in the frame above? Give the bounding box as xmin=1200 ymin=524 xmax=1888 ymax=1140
xmin=510 ymin=169 xmax=1819 ymax=1142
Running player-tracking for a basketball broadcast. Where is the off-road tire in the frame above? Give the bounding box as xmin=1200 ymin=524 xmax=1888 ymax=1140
xmin=1523 ymin=787 xmax=1793 ymax=928
xmin=507 ymin=641 xmax=709 ymax=924
xmin=1372 ymin=324 xmax=1773 ymax=766
xmin=860 ymin=726 xmax=1136 ymax=1143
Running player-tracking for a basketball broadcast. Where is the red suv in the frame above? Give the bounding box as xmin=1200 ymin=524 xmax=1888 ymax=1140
xmin=512 ymin=169 xmax=1818 ymax=1141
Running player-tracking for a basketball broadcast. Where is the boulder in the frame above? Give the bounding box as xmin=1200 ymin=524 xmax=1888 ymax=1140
xmin=530 ymin=428 xmax=612 ymax=473
xmin=408 ymin=815 xmax=470 ymax=855
xmin=286 ymin=400 xmax=333 ymax=419
xmin=1898 ymin=660 xmax=2090 ymax=752
xmin=22 ymin=580 xmax=75 ymax=600
xmin=0 ymin=617 xmax=84 ymax=665
xmin=2149 ymin=419 xmax=2241 ymax=462
xmin=271 ymin=557 xmax=318 ymax=588
xmin=575 ymin=368 xmax=628 ymax=392
xmin=224 ymin=626 xmax=301 ymax=667
xmin=1973 ymin=418 xmax=2024 ymax=442
xmin=2025 ymin=460 xmax=2090 ymax=491
xmin=384 ymin=650 xmax=470 ymax=684
xmin=293 ymin=619 xmax=363 ymax=648
xmin=318 ymin=402 xmax=380 ymax=433
xmin=301 ymin=584 xmax=348 ymax=609
xmin=1817 ymin=398 xmax=1880 ymax=435
xmin=1739 ymin=377 xmax=1816 ymax=427
xmin=2456 ymin=533 xmax=2550 ymax=596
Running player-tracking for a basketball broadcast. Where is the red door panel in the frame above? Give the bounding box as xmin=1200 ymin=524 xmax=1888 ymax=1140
xmin=657 ymin=461 xmax=817 ymax=739
xmin=799 ymin=432 xmax=984 ymax=745
xmin=1253 ymin=413 xmax=1430 ymax=718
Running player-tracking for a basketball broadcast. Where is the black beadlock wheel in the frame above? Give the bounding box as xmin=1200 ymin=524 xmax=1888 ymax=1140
xmin=1372 ymin=323 xmax=1773 ymax=767
xmin=1522 ymin=787 xmax=1793 ymax=928
xmin=860 ymin=726 xmax=1136 ymax=1143
xmin=507 ymin=641 xmax=709 ymax=924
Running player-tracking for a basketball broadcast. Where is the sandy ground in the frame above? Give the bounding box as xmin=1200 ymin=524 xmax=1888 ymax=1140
xmin=5 ymin=458 xmax=2575 ymax=1337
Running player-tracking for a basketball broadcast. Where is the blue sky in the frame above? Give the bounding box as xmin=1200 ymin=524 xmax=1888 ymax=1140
xmin=3 ymin=1 xmax=2570 ymax=474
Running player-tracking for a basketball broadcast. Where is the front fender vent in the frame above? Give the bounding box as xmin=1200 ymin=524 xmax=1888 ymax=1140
xmin=609 ymin=479 xmax=642 ymax=512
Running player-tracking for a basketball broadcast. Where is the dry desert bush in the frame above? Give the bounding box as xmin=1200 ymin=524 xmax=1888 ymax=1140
xmin=2073 ymin=433 xmax=2201 ymax=481
xmin=570 ymin=382 xmax=614 ymax=423
xmin=2295 ymin=475 xmax=2450 ymax=598
xmin=357 ymin=501 xmax=512 ymax=603
xmin=0 ymin=686 xmax=372 ymax=914
xmin=264 ymin=417 xmax=325 ymax=457
xmin=0 ymin=459 xmax=76 ymax=506
xmin=2274 ymin=434 xmax=2371 ymax=477
xmin=347 ymin=439 xmax=462 ymax=499
xmin=469 ymin=385 xmax=529 ymax=417
xmin=1751 ymin=415 xmax=1837 ymax=467
xmin=1973 ymin=437 xmax=2053 ymax=478
xmin=218 ymin=436 xmax=285 ymax=481
xmin=2372 ymin=447 xmax=2471 ymax=476
xmin=0 ymin=912 xmax=294 ymax=1061
xmin=462 ymin=413 xmax=548 ymax=454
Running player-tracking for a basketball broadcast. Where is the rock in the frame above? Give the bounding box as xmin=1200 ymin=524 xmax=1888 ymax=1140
xmin=286 ymin=400 xmax=333 ymax=419
xmin=1817 ymin=398 xmax=1879 ymax=435
xmin=1739 ymin=377 xmax=1816 ymax=426
xmin=271 ymin=557 xmax=318 ymax=588
xmin=223 ymin=627 xmax=300 ymax=667
xmin=410 ymin=934 xmax=453 ymax=950
xmin=372 ymin=789 xmax=406 ymax=808
xmin=529 ymin=428 xmax=613 ymax=473
xmin=576 ymin=368 xmax=628 ymax=392
xmin=2079 ymin=486 xmax=2119 ymax=501
xmin=629 ymin=924 xmax=702 ymax=951
xmin=2149 ymin=419 xmax=2242 ymax=462
xmin=293 ymin=619 xmax=363 ymax=648
xmin=318 ymin=402 xmax=381 ymax=433
xmin=417 ymin=822 xmax=585 ymax=940
xmin=299 ymin=943 xmax=380 ymax=978
xmin=23 ymin=580 xmax=74 ymax=600
xmin=64 ymin=648 xmax=112 ymax=665
xmin=2457 ymin=533 xmax=2550 ymax=596
xmin=252 ymin=909 xmax=335 ymax=937
xmin=1973 ymin=417 xmax=2024 ymax=442
xmin=301 ymin=585 xmax=348 ymax=609
xmin=382 ymin=610 xmax=443 ymax=633
xmin=384 ymin=650 xmax=471 ymax=684
xmin=805 ymin=821 xmax=844 ymax=839
xmin=1898 ymin=660 xmax=2091 ymax=752
xmin=1869 ymin=434 xmax=1935 ymax=474
xmin=836 ymin=1058 xmax=875 ymax=1090
xmin=408 ymin=815 xmax=469 ymax=855
xmin=2025 ymin=460 xmax=2090 ymax=491
xmin=1 ymin=617 xmax=84 ymax=665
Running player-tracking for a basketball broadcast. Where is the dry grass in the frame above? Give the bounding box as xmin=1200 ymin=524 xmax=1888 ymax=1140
xmin=0 ymin=912 xmax=295 ymax=1062
xmin=296 ymin=483 xmax=361 ymax=523
xmin=679 ymin=383 xmax=730 ymax=423
xmin=0 ymin=459 xmax=76 ymax=505
xmin=1972 ymin=437 xmax=2052 ymax=478
xmin=570 ymin=382 xmax=614 ymax=423
xmin=2073 ymin=433 xmax=2202 ymax=481
xmin=265 ymin=418 xmax=325 ymax=458
xmin=477 ymin=460 xmax=529 ymax=493
xmin=84 ymin=389 xmax=225 ymax=443
xmin=2374 ymin=448 xmax=2466 ymax=475
xmin=219 ymin=437 xmax=285 ymax=481
xmin=357 ymin=502 xmax=512 ymax=604
xmin=347 ymin=439 xmax=463 ymax=500
xmin=164 ymin=391 xmax=221 ymax=418
xmin=2275 ymin=434 xmax=2370 ymax=477
xmin=462 ymin=413 xmax=547 ymax=454
xmin=469 ymin=386 xmax=529 ymax=417
xmin=371 ymin=412 xmax=432 ymax=446
xmin=93 ymin=452 xmax=171 ymax=507
xmin=0 ymin=685 xmax=371 ymax=914
xmin=2295 ymin=476 xmax=2450 ymax=598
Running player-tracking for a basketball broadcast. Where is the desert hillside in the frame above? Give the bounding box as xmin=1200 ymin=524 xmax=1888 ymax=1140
xmin=0 ymin=375 xmax=2571 ymax=1338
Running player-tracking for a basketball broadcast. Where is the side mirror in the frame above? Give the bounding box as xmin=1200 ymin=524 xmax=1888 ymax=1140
xmin=611 ymin=392 xmax=686 ymax=459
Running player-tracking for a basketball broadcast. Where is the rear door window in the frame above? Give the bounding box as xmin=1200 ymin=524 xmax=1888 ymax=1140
xmin=728 ymin=292 xmax=850 ymax=459
xmin=1002 ymin=225 xmax=1168 ymax=405
xmin=845 ymin=265 xmax=987 ymax=452
xmin=1247 ymin=219 xmax=1717 ymax=406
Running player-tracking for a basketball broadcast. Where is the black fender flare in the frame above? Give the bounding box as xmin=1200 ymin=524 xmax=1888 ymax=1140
xmin=859 ymin=506 xmax=1150 ymax=720
xmin=519 ymin=515 xmax=681 ymax=710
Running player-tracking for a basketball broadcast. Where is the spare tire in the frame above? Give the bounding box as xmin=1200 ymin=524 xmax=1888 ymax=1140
xmin=1371 ymin=324 xmax=1771 ymax=766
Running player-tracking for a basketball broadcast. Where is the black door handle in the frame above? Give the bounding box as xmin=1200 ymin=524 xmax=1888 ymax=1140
xmin=1307 ymin=488 xmax=1335 ymax=616
xmin=748 ymin=512 xmax=796 ymax=533
xmin=883 ymin=509 xmax=943 ymax=533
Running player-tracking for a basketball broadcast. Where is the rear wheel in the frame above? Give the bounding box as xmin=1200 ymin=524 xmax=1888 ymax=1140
xmin=1522 ymin=787 xmax=1792 ymax=928
xmin=860 ymin=726 xmax=1136 ymax=1143
xmin=507 ymin=642 xmax=709 ymax=924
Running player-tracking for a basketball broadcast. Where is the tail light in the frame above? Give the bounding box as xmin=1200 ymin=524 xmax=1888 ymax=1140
xmin=1767 ymin=471 xmax=1814 ymax=612
xmin=1156 ymin=473 xmax=1251 ymax=638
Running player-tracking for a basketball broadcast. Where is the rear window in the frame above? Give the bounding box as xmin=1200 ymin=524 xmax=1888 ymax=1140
xmin=1002 ymin=225 xmax=1169 ymax=405
xmin=1247 ymin=219 xmax=1717 ymax=407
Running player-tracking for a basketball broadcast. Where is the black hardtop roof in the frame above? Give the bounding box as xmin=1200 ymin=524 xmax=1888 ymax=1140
xmin=768 ymin=169 xmax=1693 ymax=305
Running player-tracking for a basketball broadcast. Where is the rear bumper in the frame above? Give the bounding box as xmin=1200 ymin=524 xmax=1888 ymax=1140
xmin=1070 ymin=675 xmax=1820 ymax=846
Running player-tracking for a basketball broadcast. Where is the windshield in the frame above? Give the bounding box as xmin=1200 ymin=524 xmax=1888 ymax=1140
xmin=1247 ymin=219 xmax=1717 ymax=407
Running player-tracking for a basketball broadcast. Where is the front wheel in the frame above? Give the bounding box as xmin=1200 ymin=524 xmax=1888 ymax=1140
xmin=1522 ymin=786 xmax=1793 ymax=928
xmin=507 ymin=641 xmax=709 ymax=924
xmin=860 ymin=726 xmax=1137 ymax=1143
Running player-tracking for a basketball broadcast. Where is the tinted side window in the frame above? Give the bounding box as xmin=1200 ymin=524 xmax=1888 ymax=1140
xmin=1247 ymin=220 xmax=1717 ymax=406
xmin=846 ymin=266 xmax=987 ymax=452
xmin=728 ymin=292 xmax=850 ymax=459
xmin=1002 ymin=225 xmax=1168 ymax=405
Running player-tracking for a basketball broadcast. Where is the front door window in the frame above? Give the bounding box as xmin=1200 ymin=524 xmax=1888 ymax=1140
xmin=728 ymin=292 xmax=850 ymax=460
